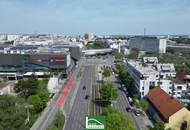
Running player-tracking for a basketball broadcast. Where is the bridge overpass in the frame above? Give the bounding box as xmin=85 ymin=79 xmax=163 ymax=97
xmin=82 ymin=48 xmax=113 ymax=56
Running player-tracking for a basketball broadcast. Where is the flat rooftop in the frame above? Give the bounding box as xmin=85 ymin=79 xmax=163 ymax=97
xmin=128 ymin=60 xmax=158 ymax=76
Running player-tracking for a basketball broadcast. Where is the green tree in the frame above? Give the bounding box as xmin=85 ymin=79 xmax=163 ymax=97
xmin=148 ymin=122 xmax=165 ymax=130
xmin=15 ymin=75 xmax=39 ymax=98
xmin=100 ymin=83 xmax=118 ymax=105
xmin=38 ymin=91 xmax=50 ymax=107
xmin=140 ymin=100 xmax=149 ymax=111
xmin=0 ymin=95 xmax=30 ymax=130
xmin=47 ymin=111 xmax=65 ymax=130
xmin=27 ymin=95 xmax=43 ymax=113
xmin=115 ymin=52 xmax=123 ymax=60
xmin=103 ymin=67 xmax=111 ymax=78
xmin=128 ymin=48 xmax=139 ymax=59
xmin=116 ymin=64 xmax=134 ymax=87
xmin=102 ymin=107 xmax=135 ymax=130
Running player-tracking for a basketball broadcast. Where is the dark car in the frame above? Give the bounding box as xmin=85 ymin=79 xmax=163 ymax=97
xmin=134 ymin=110 xmax=141 ymax=116
xmin=126 ymin=107 xmax=133 ymax=112
xmin=85 ymin=95 xmax=89 ymax=100
xmin=83 ymin=86 xmax=86 ymax=90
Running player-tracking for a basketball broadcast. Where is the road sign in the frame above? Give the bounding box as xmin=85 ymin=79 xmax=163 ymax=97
xmin=85 ymin=116 xmax=106 ymax=130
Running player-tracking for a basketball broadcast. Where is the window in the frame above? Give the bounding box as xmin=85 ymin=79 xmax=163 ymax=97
xmin=157 ymin=81 xmax=162 ymax=85
xmin=142 ymin=87 xmax=144 ymax=90
xmin=177 ymin=86 xmax=182 ymax=90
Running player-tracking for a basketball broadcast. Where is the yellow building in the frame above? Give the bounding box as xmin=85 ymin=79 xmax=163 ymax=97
xmin=147 ymin=87 xmax=190 ymax=130
xmin=165 ymin=107 xmax=190 ymax=130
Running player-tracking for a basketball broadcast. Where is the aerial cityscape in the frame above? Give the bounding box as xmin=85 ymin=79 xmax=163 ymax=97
xmin=0 ymin=0 xmax=190 ymax=130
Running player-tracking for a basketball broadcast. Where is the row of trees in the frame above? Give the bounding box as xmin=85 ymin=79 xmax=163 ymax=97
xmin=116 ymin=64 xmax=133 ymax=88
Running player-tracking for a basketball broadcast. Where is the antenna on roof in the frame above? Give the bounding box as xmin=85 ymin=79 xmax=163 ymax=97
xmin=144 ymin=28 xmax=146 ymax=37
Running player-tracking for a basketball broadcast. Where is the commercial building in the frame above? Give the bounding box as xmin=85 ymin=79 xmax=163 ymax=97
xmin=128 ymin=36 xmax=167 ymax=53
xmin=147 ymin=87 xmax=190 ymax=130
xmin=0 ymin=44 xmax=82 ymax=80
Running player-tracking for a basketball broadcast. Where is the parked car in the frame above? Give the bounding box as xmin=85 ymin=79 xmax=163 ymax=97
xmin=126 ymin=107 xmax=133 ymax=112
xmin=85 ymin=95 xmax=89 ymax=100
xmin=134 ymin=110 xmax=141 ymax=116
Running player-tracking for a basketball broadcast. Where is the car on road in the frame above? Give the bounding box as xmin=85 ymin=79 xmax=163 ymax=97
xmin=85 ymin=95 xmax=89 ymax=100
xmin=134 ymin=110 xmax=141 ymax=116
xmin=82 ymin=86 xmax=86 ymax=90
xmin=126 ymin=107 xmax=133 ymax=112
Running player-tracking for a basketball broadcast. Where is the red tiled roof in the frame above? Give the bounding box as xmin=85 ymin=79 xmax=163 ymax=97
xmin=147 ymin=87 xmax=183 ymax=121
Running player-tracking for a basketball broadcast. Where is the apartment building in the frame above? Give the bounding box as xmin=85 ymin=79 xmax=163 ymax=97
xmin=127 ymin=60 xmax=159 ymax=98
xmin=127 ymin=58 xmax=188 ymax=99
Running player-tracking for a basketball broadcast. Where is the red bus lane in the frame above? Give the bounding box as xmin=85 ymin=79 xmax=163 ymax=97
xmin=56 ymin=79 xmax=74 ymax=107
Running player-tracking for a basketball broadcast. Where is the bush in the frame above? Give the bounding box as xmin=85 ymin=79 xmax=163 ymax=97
xmin=47 ymin=111 xmax=65 ymax=130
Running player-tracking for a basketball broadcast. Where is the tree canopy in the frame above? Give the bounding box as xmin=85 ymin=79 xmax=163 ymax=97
xmin=0 ymin=95 xmax=30 ymax=130
xmin=128 ymin=48 xmax=139 ymax=59
xmin=116 ymin=64 xmax=133 ymax=87
xmin=102 ymin=107 xmax=135 ymax=130
xmin=148 ymin=122 xmax=165 ymax=130
xmin=27 ymin=95 xmax=44 ymax=113
xmin=14 ymin=75 xmax=39 ymax=98
xmin=103 ymin=67 xmax=111 ymax=78
xmin=100 ymin=83 xmax=118 ymax=105
xmin=47 ymin=111 xmax=65 ymax=130
xmin=115 ymin=52 xmax=123 ymax=60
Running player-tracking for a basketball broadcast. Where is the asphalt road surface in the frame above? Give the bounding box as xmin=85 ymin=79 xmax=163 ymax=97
xmin=113 ymin=78 xmax=148 ymax=130
xmin=64 ymin=65 xmax=95 ymax=130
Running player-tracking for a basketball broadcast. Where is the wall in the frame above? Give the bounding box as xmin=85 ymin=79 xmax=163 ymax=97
xmin=165 ymin=107 xmax=190 ymax=130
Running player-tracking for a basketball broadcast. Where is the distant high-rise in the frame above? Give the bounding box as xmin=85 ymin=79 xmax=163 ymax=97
xmin=128 ymin=36 xmax=167 ymax=53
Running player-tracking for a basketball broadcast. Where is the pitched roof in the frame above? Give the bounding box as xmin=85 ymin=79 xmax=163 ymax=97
xmin=147 ymin=87 xmax=183 ymax=121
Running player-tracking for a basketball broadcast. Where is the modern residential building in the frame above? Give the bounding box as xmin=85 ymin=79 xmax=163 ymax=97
xmin=126 ymin=60 xmax=159 ymax=98
xmin=126 ymin=58 xmax=188 ymax=99
xmin=128 ymin=36 xmax=167 ymax=53
xmin=143 ymin=57 xmax=158 ymax=66
xmin=156 ymin=63 xmax=176 ymax=78
xmin=147 ymin=87 xmax=190 ymax=130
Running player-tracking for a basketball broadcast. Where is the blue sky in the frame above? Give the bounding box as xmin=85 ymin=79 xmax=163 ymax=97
xmin=0 ymin=0 xmax=190 ymax=35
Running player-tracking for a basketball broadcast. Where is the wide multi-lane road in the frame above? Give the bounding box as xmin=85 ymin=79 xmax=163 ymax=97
xmin=64 ymin=65 xmax=95 ymax=130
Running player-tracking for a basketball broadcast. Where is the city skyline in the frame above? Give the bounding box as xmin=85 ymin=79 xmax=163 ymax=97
xmin=0 ymin=0 xmax=190 ymax=35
